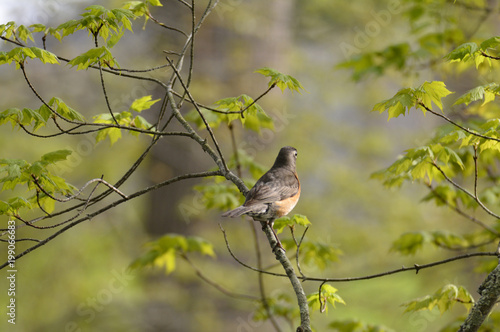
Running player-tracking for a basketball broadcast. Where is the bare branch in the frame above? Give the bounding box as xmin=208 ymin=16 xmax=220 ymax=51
xmin=424 ymin=182 xmax=500 ymax=236
xmin=480 ymin=50 xmax=500 ymax=60
xmin=147 ymin=12 xmax=188 ymax=37
xmin=220 ymin=230 xmax=497 ymax=283
xmin=431 ymin=161 xmax=500 ymax=222
xmin=418 ymin=102 xmax=500 ymax=143
xmin=248 ymin=220 xmax=283 ymax=332
xmin=0 ymin=170 xmax=224 ymax=269
xmin=165 ymin=56 xmax=229 ymax=172
xmin=31 ymin=175 xmax=128 ymax=203
xmin=181 ymin=253 xmax=258 ymax=301
xmin=459 ymin=261 xmax=500 ymax=332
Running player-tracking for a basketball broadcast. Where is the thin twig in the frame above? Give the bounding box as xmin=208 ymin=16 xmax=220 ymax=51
xmin=248 ymin=219 xmax=283 ymax=332
xmin=480 ymin=50 xmax=500 ymax=60
xmin=0 ymin=170 xmax=224 ymax=269
xmin=292 ymin=226 xmax=309 ymax=278
xmin=220 ymin=226 xmax=498 ymax=282
xmin=147 ymin=13 xmax=188 ymax=37
xmin=424 ymin=182 xmax=500 ymax=236
xmin=107 ymin=64 xmax=171 ymax=73
xmin=165 ymin=56 xmax=229 ymax=172
xmin=431 ymin=161 xmax=500 ymax=221
xmin=97 ymin=56 xmax=119 ymax=125
xmin=473 ymin=144 xmax=479 ymax=198
xmin=219 ymin=223 xmax=285 ymax=277
xmin=31 ymin=175 xmax=128 ymax=202
xmin=418 ymin=102 xmax=500 ymax=143
xmin=318 ymin=281 xmax=327 ymax=313
xmin=182 ymin=253 xmax=258 ymax=301
xmin=229 ymin=123 xmax=242 ymax=178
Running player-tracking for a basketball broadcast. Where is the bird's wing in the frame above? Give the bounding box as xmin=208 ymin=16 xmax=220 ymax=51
xmin=244 ymin=168 xmax=299 ymax=206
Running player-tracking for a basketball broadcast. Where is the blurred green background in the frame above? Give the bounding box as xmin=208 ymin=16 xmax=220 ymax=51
xmin=0 ymin=0 xmax=496 ymax=331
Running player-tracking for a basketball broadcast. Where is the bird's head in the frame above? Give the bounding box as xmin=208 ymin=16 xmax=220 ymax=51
xmin=272 ymin=146 xmax=298 ymax=171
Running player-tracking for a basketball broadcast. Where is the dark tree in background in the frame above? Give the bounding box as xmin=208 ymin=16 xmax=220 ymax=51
xmin=1 ymin=0 xmax=500 ymax=331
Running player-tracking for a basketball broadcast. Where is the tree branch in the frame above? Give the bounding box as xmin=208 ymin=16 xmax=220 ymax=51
xmin=181 ymin=253 xmax=258 ymax=301
xmin=219 ymin=230 xmax=497 ymax=283
xmin=431 ymin=161 xmax=500 ymax=222
xmin=0 ymin=170 xmax=223 ymax=269
xmin=418 ymin=101 xmax=500 ymax=143
xmin=259 ymin=221 xmax=311 ymax=332
xmin=424 ymin=182 xmax=500 ymax=237
xmin=459 ymin=259 xmax=500 ymax=332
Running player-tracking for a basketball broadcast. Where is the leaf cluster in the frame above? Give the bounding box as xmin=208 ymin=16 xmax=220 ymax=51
xmin=0 ymin=150 xmax=75 ymax=214
xmin=402 ymin=284 xmax=474 ymax=315
xmin=445 ymin=37 xmax=500 ymax=68
xmin=389 ymin=230 xmax=489 ymax=255
xmin=185 ymin=68 xmax=304 ymax=133
xmin=307 ymin=284 xmax=346 ymax=313
xmin=185 ymin=94 xmax=274 ymax=133
xmin=130 ymin=233 xmax=215 ymax=274
xmin=93 ymin=95 xmax=158 ymax=145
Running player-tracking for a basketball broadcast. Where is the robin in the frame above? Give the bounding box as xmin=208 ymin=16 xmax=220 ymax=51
xmin=222 ymin=146 xmax=300 ymax=250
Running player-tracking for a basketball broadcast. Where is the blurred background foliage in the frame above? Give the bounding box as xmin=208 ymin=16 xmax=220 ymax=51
xmin=0 ymin=0 xmax=499 ymax=331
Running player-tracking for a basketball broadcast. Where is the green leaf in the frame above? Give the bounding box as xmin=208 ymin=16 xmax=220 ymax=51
xmin=148 ymin=0 xmax=163 ymax=6
xmin=480 ymin=36 xmax=500 ymax=50
xmin=7 ymin=196 xmax=31 ymax=212
xmin=130 ymin=234 xmax=214 ymax=274
xmin=227 ymin=149 xmax=267 ymax=180
xmin=0 ymin=47 xmax=59 ymax=66
xmin=41 ymin=150 xmax=72 ymax=164
xmin=192 ymin=181 xmax=241 ymax=212
xmin=132 ymin=115 xmax=154 ymax=132
xmin=453 ymin=83 xmax=499 ymax=106
xmin=444 ymin=42 xmax=479 ymax=62
xmin=253 ymin=291 xmax=299 ymax=322
xmin=402 ymin=284 xmax=474 ymax=315
xmin=308 ymin=284 xmax=345 ymax=313
xmin=416 ymin=81 xmax=453 ymax=112
xmin=130 ymin=95 xmax=161 ymax=112
xmin=337 ymin=43 xmax=410 ymax=81
xmin=390 ymin=232 xmax=428 ymax=255
xmin=372 ymin=88 xmax=415 ymax=119
xmin=49 ymin=97 xmax=85 ymax=121
xmin=186 ymin=236 xmax=216 ymax=257
xmin=373 ymin=81 xmax=452 ymax=119
xmin=186 ymin=94 xmax=273 ymax=133
xmin=274 ymin=214 xmax=311 ymax=234
xmin=282 ymin=239 xmax=342 ymax=270
xmin=0 ymin=160 xmax=25 ymax=183
xmin=29 ymin=47 xmax=59 ymax=64
xmin=68 ymin=46 xmax=118 ymax=70
xmin=17 ymin=25 xmax=34 ymax=43
xmin=255 ymin=67 xmax=305 ymax=93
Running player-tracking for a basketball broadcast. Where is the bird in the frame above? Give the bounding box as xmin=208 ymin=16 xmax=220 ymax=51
xmin=222 ymin=146 xmax=300 ymax=250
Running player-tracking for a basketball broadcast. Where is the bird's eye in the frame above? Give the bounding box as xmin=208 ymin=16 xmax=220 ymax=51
xmin=294 ymin=151 xmax=298 ymax=158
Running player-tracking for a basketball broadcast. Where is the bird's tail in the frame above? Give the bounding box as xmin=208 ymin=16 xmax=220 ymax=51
xmin=221 ymin=205 xmax=253 ymax=218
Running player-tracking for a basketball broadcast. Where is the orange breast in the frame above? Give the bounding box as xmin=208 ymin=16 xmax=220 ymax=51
xmin=274 ymin=191 xmax=300 ymax=217
xmin=274 ymin=173 xmax=300 ymax=217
